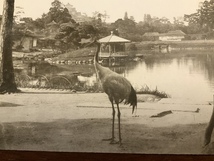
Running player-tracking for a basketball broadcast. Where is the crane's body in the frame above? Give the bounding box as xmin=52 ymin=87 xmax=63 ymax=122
xmin=94 ymin=42 xmax=137 ymax=144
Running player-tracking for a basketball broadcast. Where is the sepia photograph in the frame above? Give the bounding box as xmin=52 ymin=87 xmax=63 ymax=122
xmin=0 ymin=0 xmax=214 ymax=160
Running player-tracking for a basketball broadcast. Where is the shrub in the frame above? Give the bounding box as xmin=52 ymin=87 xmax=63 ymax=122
xmin=126 ymin=43 xmax=137 ymax=51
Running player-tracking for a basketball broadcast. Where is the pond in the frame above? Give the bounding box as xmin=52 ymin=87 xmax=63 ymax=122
xmin=125 ymin=52 xmax=214 ymax=102
xmin=14 ymin=50 xmax=214 ymax=102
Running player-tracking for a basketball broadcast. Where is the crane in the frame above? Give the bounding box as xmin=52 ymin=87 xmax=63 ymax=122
xmin=93 ymin=41 xmax=137 ymax=145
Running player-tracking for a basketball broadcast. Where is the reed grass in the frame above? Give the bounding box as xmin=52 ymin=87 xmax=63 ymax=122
xmin=136 ymin=85 xmax=169 ymax=98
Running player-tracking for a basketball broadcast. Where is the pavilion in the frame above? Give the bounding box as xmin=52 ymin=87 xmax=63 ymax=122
xmin=98 ymin=32 xmax=131 ymax=66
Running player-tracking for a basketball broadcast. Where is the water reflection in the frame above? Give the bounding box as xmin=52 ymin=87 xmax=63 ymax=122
xmin=13 ymin=50 xmax=214 ymax=101
xmin=125 ymin=53 xmax=214 ymax=101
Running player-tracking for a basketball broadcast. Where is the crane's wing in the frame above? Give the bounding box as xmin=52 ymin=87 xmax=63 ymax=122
xmin=102 ymin=74 xmax=137 ymax=113
xmin=102 ymin=74 xmax=131 ymax=99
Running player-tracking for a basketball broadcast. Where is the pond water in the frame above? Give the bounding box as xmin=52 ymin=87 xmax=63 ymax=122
xmin=125 ymin=53 xmax=214 ymax=102
xmin=14 ymin=50 xmax=214 ymax=102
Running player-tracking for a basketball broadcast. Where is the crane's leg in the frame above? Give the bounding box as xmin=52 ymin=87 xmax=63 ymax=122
xmin=102 ymin=98 xmax=121 ymax=145
xmin=116 ymin=103 xmax=122 ymax=145
xmin=108 ymin=103 xmax=122 ymax=145
xmin=102 ymin=97 xmax=115 ymax=143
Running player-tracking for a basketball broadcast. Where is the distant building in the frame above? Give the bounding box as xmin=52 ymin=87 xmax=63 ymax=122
xmin=13 ymin=30 xmax=38 ymax=52
xmin=159 ymin=30 xmax=186 ymax=41
xmin=142 ymin=32 xmax=159 ymax=41
xmin=65 ymin=3 xmax=92 ymax=23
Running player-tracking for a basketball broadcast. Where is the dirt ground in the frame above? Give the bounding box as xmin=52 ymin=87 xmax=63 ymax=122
xmin=0 ymin=88 xmax=214 ymax=154
xmin=0 ymin=118 xmax=210 ymax=154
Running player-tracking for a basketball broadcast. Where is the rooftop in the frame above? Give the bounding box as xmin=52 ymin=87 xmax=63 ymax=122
xmin=98 ymin=32 xmax=131 ymax=43
xmin=143 ymin=32 xmax=159 ymax=37
xmin=160 ymin=30 xmax=186 ymax=36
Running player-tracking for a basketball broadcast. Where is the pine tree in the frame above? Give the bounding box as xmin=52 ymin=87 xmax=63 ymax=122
xmin=0 ymin=0 xmax=19 ymax=94
xmin=124 ymin=12 xmax=128 ymax=20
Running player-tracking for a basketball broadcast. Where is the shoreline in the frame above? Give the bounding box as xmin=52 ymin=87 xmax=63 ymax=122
xmin=11 ymin=40 xmax=214 ymax=62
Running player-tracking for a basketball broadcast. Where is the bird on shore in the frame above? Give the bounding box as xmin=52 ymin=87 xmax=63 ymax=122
xmin=93 ymin=41 xmax=137 ymax=145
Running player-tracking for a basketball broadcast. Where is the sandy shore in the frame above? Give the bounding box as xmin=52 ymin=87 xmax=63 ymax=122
xmin=0 ymin=88 xmax=214 ymax=154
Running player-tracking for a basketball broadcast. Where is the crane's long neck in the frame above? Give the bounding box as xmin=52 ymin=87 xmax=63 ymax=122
xmin=94 ymin=43 xmax=112 ymax=80
xmin=94 ymin=43 xmax=102 ymax=78
xmin=94 ymin=43 xmax=101 ymax=63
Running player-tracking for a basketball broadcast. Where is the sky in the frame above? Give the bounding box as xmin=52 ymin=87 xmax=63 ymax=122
xmin=0 ymin=0 xmax=203 ymax=23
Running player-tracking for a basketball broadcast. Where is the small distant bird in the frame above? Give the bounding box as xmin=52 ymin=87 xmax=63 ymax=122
xmin=94 ymin=41 xmax=137 ymax=145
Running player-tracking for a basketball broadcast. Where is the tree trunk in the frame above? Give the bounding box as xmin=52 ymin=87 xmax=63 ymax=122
xmin=0 ymin=0 xmax=19 ymax=94
xmin=204 ymin=107 xmax=214 ymax=146
xmin=204 ymin=96 xmax=214 ymax=146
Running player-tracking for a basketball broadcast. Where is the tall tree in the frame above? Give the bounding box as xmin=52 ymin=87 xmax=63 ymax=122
xmin=144 ymin=14 xmax=152 ymax=23
xmin=44 ymin=0 xmax=74 ymax=25
xmin=55 ymin=22 xmax=99 ymax=51
xmin=185 ymin=0 xmax=214 ymax=32
xmin=198 ymin=0 xmax=214 ymax=31
xmin=130 ymin=16 xmax=135 ymax=22
xmin=90 ymin=11 xmax=109 ymax=37
xmin=0 ymin=0 xmax=18 ymax=93
xmin=124 ymin=12 xmax=128 ymax=20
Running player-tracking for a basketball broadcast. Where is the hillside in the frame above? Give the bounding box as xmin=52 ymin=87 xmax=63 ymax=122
xmin=54 ymin=47 xmax=96 ymax=61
